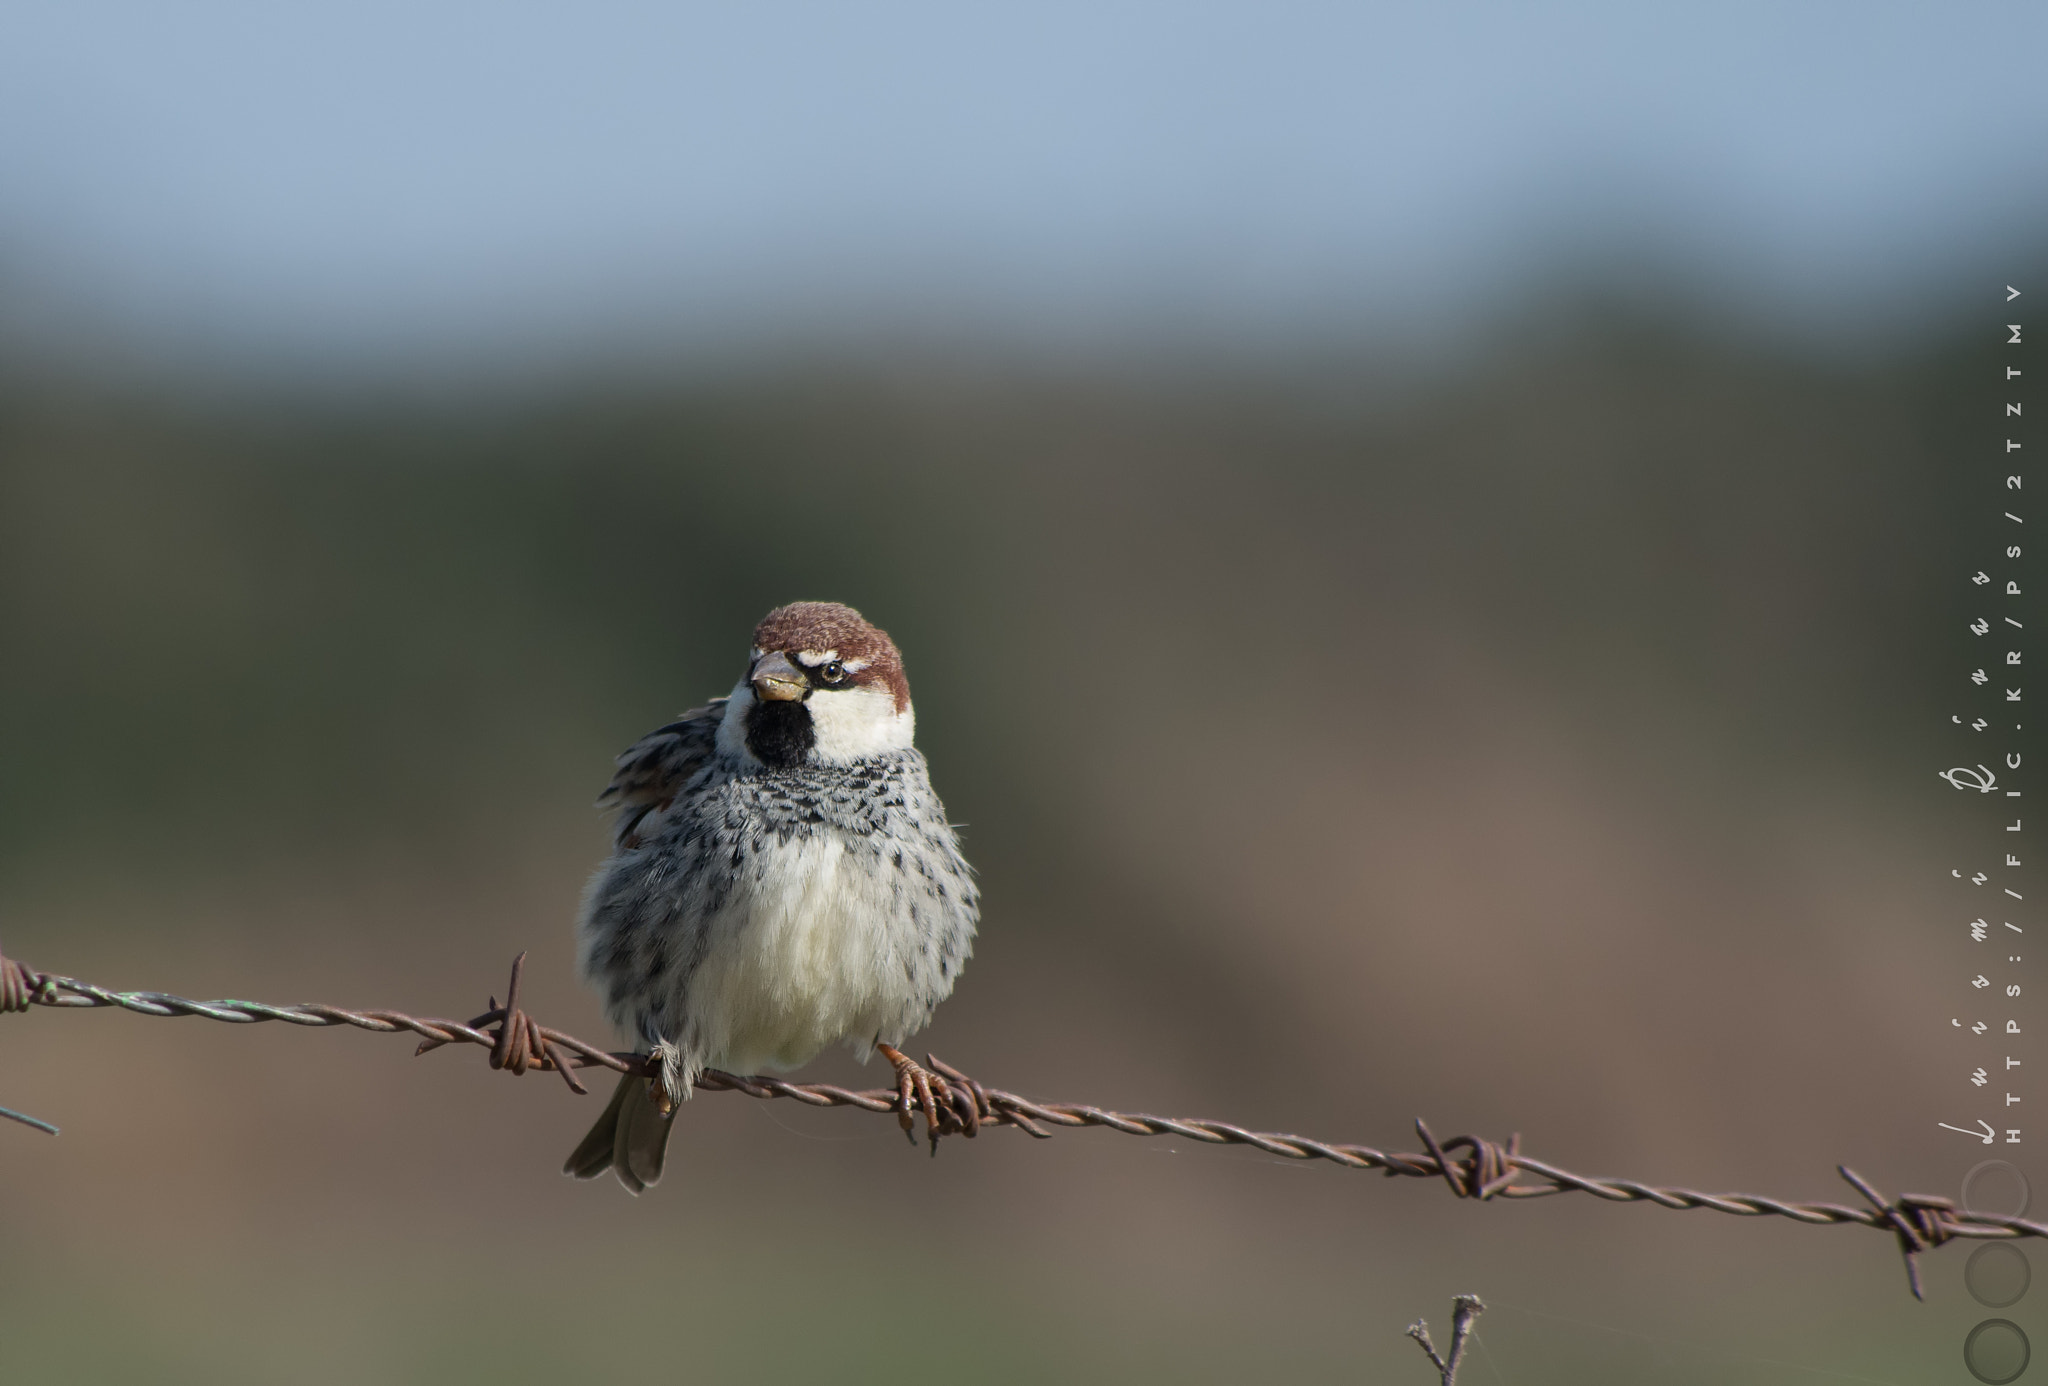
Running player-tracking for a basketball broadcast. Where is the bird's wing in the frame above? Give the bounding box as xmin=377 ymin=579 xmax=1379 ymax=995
xmin=597 ymin=699 xmax=727 ymax=849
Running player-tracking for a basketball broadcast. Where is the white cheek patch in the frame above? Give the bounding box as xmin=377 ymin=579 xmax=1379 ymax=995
xmin=806 ymin=683 xmax=914 ymax=763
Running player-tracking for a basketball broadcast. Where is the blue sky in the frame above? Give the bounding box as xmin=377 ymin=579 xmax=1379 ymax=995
xmin=2 ymin=1 xmax=2043 ymax=370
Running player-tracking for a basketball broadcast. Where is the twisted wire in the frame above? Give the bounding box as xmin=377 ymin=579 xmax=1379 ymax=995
xmin=0 ymin=945 xmax=2017 ymax=1297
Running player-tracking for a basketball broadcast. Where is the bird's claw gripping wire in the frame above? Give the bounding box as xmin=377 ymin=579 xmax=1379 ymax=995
xmin=878 ymin=1043 xmax=989 ymax=1154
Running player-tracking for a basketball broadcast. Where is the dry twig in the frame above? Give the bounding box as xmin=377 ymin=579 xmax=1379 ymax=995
xmin=1407 ymin=1295 xmax=1486 ymax=1385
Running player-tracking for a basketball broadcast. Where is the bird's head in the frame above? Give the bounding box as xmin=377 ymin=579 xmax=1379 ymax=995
xmin=721 ymin=602 xmax=915 ymax=769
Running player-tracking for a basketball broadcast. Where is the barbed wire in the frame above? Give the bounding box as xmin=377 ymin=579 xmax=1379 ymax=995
xmin=0 ymin=945 xmax=2022 ymax=1299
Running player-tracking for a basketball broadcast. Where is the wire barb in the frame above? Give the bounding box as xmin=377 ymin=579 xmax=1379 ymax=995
xmin=1416 ymin=1119 xmax=1525 ymax=1200
xmin=0 ymin=941 xmax=2032 ymax=1297
xmin=1837 ymin=1165 xmax=1961 ymax=1301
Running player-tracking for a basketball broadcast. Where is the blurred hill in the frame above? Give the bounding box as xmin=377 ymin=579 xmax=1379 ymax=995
xmin=0 ymin=304 xmax=2018 ymax=1382
xmin=0 ymin=309 xmax=1987 ymax=865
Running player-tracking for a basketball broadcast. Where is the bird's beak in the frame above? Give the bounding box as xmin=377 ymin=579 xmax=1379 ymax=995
xmin=749 ymin=650 xmax=808 ymax=702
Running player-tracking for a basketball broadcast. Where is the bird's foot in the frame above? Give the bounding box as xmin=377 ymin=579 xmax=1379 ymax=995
xmin=649 ymin=1039 xmax=687 ymax=1114
xmin=877 ymin=1044 xmax=990 ymax=1155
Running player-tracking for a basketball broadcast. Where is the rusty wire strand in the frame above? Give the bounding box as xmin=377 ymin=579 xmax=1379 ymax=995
xmin=0 ymin=947 xmax=2019 ymax=1297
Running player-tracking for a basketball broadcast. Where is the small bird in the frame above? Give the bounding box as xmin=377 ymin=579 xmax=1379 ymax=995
xmin=565 ymin=602 xmax=979 ymax=1192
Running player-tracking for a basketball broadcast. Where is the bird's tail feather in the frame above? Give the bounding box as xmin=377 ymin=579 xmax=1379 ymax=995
xmin=563 ymin=1069 xmax=674 ymax=1193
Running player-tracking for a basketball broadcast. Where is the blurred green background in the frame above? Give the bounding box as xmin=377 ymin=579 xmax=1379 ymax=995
xmin=0 ymin=294 xmax=2030 ymax=1382
xmin=5 ymin=4 xmax=2048 ymax=1380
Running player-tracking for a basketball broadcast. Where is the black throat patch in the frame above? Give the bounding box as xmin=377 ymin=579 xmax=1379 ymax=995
xmin=744 ymin=698 xmax=816 ymax=769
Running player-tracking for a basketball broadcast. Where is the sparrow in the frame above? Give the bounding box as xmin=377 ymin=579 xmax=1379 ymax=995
xmin=564 ymin=602 xmax=980 ymax=1192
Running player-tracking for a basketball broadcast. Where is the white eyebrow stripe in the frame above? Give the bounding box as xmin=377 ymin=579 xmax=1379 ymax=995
xmin=793 ymin=650 xmax=840 ymax=666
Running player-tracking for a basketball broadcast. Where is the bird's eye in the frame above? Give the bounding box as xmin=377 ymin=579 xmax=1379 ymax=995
xmin=820 ymin=661 xmax=846 ymax=683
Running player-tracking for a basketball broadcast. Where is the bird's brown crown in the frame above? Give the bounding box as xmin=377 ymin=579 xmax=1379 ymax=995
xmin=752 ymin=602 xmax=910 ymax=712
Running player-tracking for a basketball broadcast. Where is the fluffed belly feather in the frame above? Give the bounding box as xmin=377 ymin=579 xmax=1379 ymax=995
xmin=577 ymin=820 xmax=967 ymax=1087
xmin=684 ymin=833 xmax=935 ymax=1074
